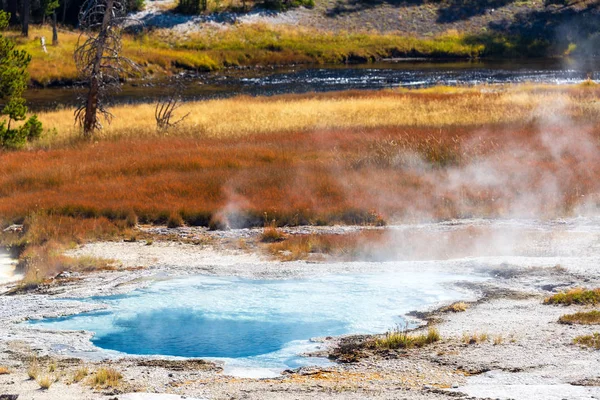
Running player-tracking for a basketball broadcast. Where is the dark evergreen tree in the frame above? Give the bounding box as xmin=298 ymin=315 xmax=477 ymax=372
xmin=0 ymin=11 xmax=43 ymax=149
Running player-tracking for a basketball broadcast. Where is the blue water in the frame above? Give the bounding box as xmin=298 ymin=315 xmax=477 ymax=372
xmin=31 ymin=272 xmax=478 ymax=375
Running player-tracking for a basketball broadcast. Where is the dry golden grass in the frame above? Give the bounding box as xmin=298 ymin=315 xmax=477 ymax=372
xmin=27 ymin=358 xmax=39 ymax=380
xmin=37 ymin=374 xmax=54 ymax=389
xmin=33 ymin=86 xmax=600 ymax=147
xmin=462 ymin=331 xmax=490 ymax=344
xmin=72 ymin=366 xmax=89 ymax=383
xmin=0 ymin=366 xmax=9 ymax=375
xmin=89 ymin=367 xmax=122 ymax=388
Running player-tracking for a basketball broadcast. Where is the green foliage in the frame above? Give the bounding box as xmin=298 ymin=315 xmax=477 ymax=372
xmin=128 ymin=0 xmax=145 ymax=12
xmin=0 ymin=11 xmax=42 ymax=149
xmin=263 ymin=0 xmax=314 ymax=10
xmin=43 ymin=0 xmax=60 ymax=16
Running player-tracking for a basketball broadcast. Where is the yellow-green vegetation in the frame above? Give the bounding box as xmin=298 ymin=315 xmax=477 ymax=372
xmin=0 ymin=366 xmax=9 ymax=374
xmin=559 ymin=311 xmax=600 ymax=325
xmin=375 ymin=327 xmax=440 ymax=349
xmin=72 ymin=366 xmax=89 ymax=383
xmin=90 ymin=367 xmax=122 ymax=388
xmin=544 ymin=288 xmax=600 ymax=306
xmin=38 ymin=374 xmax=54 ymax=389
xmin=573 ymin=333 xmax=600 ymax=350
xmin=9 ymin=25 xmax=498 ymax=86
xmin=493 ymin=334 xmax=503 ymax=345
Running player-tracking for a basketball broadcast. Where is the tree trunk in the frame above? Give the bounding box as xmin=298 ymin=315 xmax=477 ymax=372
xmin=52 ymin=12 xmax=58 ymax=45
xmin=61 ymin=0 xmax=68 ymax=23
xmin=21 ymin=0 xmax=29 ymax=37
xmin=7 ymin=0 xmax=18 ymax=25
xmin=83 ymin=0 xmax=114 ymax=137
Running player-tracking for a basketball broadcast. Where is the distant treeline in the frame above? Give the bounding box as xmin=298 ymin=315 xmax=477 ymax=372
xmin=0 ymin=0 xmax=311 ymax=27
xmin=0 ymin=0 xmax=142 ymax=27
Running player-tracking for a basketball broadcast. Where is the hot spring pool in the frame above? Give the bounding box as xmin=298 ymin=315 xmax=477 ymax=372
xmin=31 ymin=272 xmax=479 ymax=377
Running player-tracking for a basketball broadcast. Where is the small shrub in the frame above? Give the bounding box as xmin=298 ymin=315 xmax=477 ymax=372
xmin=90 ymin=367 xmax=122 ymax=388
xmin=375 ymin=327 xmax=440 ymax=349
xmin=38 ymin=374 xmax=53 ymax=389
xmin=544 ymin=288 xmax=600 ymax=306
xmin=166 ymin=213 xmax=184 ymax=228
xmin=560 ymin=311 xmax=600 ymax=325
xmin=573 ymin=333 xmax=600 ymax=350
xmin=493 ymin=334 xmax=503 ymax=345
xmin=0 ymin=366 xmax=9 ymax=374
xmin=73 ymin=366 xmax=88 ymax=383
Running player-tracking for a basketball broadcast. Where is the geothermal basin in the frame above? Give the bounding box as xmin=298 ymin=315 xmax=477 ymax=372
xmin=29 ymin=271 xmax=480 ymax=377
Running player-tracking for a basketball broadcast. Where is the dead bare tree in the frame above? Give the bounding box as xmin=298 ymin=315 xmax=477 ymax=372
xmin=155 ymin=91 xmax=189 ymax=132
xmin=74 ymin=0 xmax=137 ymax=138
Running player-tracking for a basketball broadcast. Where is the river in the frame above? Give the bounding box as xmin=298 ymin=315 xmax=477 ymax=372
xmin=25 ymin=59 xmax=597 ymax=111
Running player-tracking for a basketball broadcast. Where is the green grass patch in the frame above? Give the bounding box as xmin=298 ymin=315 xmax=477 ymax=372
xmin=544 ymin=288 xmax=600 ymax=306
xmin=559 ymin=310 xmax=600 ymax=325
xmin=573 ymin=333 xmax=600 ymax=350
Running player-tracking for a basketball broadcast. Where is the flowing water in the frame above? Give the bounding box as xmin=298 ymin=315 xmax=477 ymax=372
xmin=30 ymin=271 xmax=481 ymax=377
xmin=26 ymin=59 xmax=598 ymax=111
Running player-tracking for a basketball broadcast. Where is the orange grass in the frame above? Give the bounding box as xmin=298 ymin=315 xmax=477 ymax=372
xmin=4 ymin=88 xmax=600 ymax=278
xmin=1 ymin=122 xmax=599 ymax=230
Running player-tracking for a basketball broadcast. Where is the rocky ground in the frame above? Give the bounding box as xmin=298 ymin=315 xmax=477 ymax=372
xmin=132 ymin=0 xmax=597 ymax=38
xmin=1 ymin=219 xmax=600 ymax=399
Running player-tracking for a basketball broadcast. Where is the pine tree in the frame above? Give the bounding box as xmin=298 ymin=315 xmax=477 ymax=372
xmin=0 ymin=11 xmax=42 ymax=149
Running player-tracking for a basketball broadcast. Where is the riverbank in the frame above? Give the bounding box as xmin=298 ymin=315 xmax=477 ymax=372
xmin=1 ymin=219 xmax=600 ymax=399
xmin=10 ymin=22 xmax=577 ymax=87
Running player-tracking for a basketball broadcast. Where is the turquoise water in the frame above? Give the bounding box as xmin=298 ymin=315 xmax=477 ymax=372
xmin=31 ymin=272 xmax=477 ymax=375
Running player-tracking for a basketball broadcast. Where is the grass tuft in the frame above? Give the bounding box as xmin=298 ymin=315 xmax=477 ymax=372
xmin=37 ymin=374 xmax=53 ymax=389
xmin=73 ymin=366 xmax=89 ymax=383
xmin=462 ymin=331 xmax=490 ymax=344
xmin=544 ymin=288 xmax=600 ymax=306
xmin=90 ymin=367 xmax=122 ymax=388
xmin=0 ymin=366 xmax=9 ymax=374
xmin=27 ymin=358 xmax=39 ymax=380
xmin=573 ymin=333 xmax=600 ymax=350
xmin=260 ymin=225 xmax=286 ymax=243
xmin=375 ymin=327 xmax=440 ymax=349
xmin=559 ymin=311 xmax=600 ymax=325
